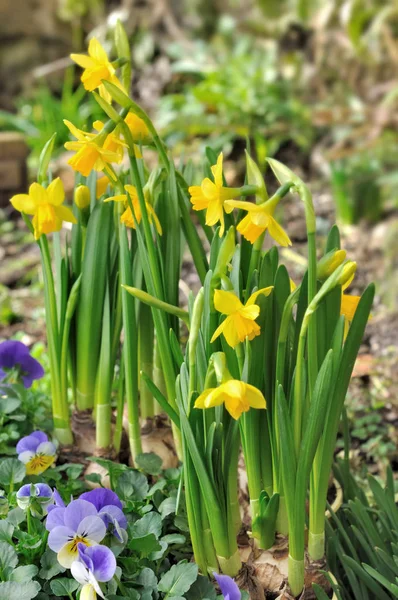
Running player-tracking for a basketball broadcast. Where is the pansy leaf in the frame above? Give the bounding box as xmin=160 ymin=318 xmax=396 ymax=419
xmin=10 ymin=565 xmax=38 ymax=582
xmin=136 ymin=567 xmax=158 ymax=589
xmin=0 ymin=541 xmax=18 ymax=572
xmin=148 ymin=539 xmax=168 ymax=560
xmin=6 ymin=507 xmax=25 ymax=526
xmin=158 ymin=496 xmax=177 ymax=518
xmin=0 ymin=459 xmax=26 ymax=486
xmin=158 ymin=562 xmax=198 ymax=596
xmin=0 ymin=521 xmax=14 ymax=544
xmin=0 ymin=581 xmax=41 ymax=600
xmin=185 ymin=574 xmax=217 ymax=599
xmin=131 ymin=512 xmax=162 ymax=539
xmin=0 ymin=397 xmax=21 ymax=414
xmin=50 ymin=578 xmax=79 ymax=596
xmin=135 ymin=452 xmax=162 ymax=475
xmin=161 ymin=533 xmax=186 ymax=544
xmin=128 ymin=534 xmax=161 ymax=557
xmin=116 ymin=470 xmax=149 ymax=501
xmin=39 ymin=547 xmax=65 ymax=579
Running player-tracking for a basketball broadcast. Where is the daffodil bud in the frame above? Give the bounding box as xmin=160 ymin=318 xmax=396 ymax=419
xmin=74 ymin=185 xmax=91 ymax=210
xmin=213 ymin=226 xmax=236 ymax=280
xmin=245 ymin=151 xmax=268 ymax=203
xmin=337 ymin=261 xmax=357 ymax=287
xmin=317 ymin=249 xmax=347 ymax=281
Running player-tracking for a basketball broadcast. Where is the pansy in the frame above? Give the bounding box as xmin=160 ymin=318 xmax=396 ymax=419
xmin=195 ymin=379 xmax=266 ymax=420
xmin=46 ymin=499 xmax=107 ymax=568
xmin=211 ymin=288 xmax=273 ymax=348
xmin=71 ymin=37 xmax=123 ymax=102
xmin=224 ymin=196 xmax=291 ymax=246
xmin=188 ymin=153 xmax=241 ymax=237
xmin=214 ymin=573 xmax=241 ymax=600
xmin=17 ymin=483 xmax=53 ymax=517
xmin=105 ymin=184 xmax=162 ymax=234
xmin=79 ymin=489 xmax=127 ymax=542
xmin=10 ymin=179 xmax=77 ymax=241
xmin=64 ymin=120 xmax=122 ymax=177
xmin=71 ymin=543 xmax=116 ymax=600
xmin=0 ymin=340 xmax=44 ymax=388
xmin=16 ymin=431 xmax=56 ymax=475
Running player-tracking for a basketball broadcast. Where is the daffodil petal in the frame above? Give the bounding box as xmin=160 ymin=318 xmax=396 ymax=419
xmin=47 ymin=178 xmax=65 ymax=206
xmin=267 ymin=215 xmax=291 ymax=247
xmin=194 ymin=389 xmax=215 ymax=409
xmin=10 ymin=194 xmax=36 ymax=215
xmin=245 ymin=383 xmax=266 ymax=409
xmin=246 ymin=287 xmax=274 ymax=306
xmin=54 ymin=205 xmax=78 ymax=224
xmin=70 ymin=53 xmax=95 ymax=69
xmin=341 ymin=294 xmax=360 ymax=322
xmin=211 ymin=153 xmax=224 ymax=188
xmin=213 ymin=290 xmax=243 ymax=315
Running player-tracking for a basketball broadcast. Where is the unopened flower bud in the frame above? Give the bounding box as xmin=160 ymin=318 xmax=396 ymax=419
xmin=337 ymin=261 xmax=357 ymax=287
xmin=245 ymin=151 xmax=268 ymax=202
xmin=317 ymin=249 xmax=347 ymax=281
xmin=74 ymin=185 xmax=91 ymax=210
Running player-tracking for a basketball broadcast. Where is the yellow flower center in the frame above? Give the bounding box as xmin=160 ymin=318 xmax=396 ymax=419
xmin=26 ymin=454 xmax=54 ymax=475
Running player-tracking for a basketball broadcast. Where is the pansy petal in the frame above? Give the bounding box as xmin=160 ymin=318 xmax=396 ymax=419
xmin=58 ymin=540 xmax=91 ymax=569
xmin=98 ymin=505 xmax=127 ymax=530
xmin=81 ymin=584 xmax=99 ymax=600
xmin=64 ymin=499 xmax=97 ymax=532
xmin=16 ymin=430 xmax=47 ymax=454
xmin=77 ymin=543 xmax=94 ymax=572
xmin=80 ymin=489 xmax=123 ymax=511
xmin=77 ymin=515 xmax=107 ymax=543
xmin=71 ymin=560 xmax=89 ymax=585
xmin=18 ymin=450 xmax=35 ymax=464
xmin=36 ymin=441 xmax=56 ymax=456
xmin=10 ymin=194 xmax=36 ymax=215
xmin=214 ymin=572 xmax=241 ymax=600
xmin=83 ymin=545 xmax=117 ymax=581
xmin=36 ymin=483 xmax=53 ymax=497
xmin=48 ymin=526 xmax=75 ymax=551
xmin=46 ymin=507 xmax=66 ymax=531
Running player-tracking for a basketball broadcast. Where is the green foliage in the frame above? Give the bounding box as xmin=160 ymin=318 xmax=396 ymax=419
xmin=157 ymin=24 xmax=313 ymax=158
xmin=319 ymin=461 xmax=398 ymax=600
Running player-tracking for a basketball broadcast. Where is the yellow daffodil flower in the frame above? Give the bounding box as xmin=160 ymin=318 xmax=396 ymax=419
xmin=96 ymin=175 xmax=111 ymax=199
xmin=224 ymin=197 xmax=291 ymax=246
xmin=71 ymin=38 xmax=123 ymax=101
xmin=211 ymin=287 xmax=273 ymax=348
xmin=195 ymin=379 xmax=266 ymax=420
xmin=341 ymin=275 xmax=361 ymax=337
xmin=105 ymin=184 xmax=162 ymax=234
xmin=125 ymin=112 xmax=151 ymax=143
xmin=188 ymin=153 xmax=242 ymax=237
xmin=10 ymin=178 xmax=77 ymax=240
xmin=64 ymin=120 xmax=122 ymax=177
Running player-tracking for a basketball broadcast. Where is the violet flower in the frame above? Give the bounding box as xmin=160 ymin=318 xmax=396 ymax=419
xmin=16 ymin=431 xmax=56 ymax=475
xmin=71 ymin=543 xmax=116 ymax=600
xmin=214 ymin=573 xmax=241 ymax=600
xmin=0 ymin=340 xmax=44 ymax=388
xmin=16 ymin=483 xmax=53 ymax=517
xmin=46 ymin=499 xmax=107 ymax=568
xmin=79 ymin=489 xmax=127 ymax=542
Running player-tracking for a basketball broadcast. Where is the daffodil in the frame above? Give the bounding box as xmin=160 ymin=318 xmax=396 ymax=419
xmin=341 ymin=277 xmax=361 ymax=337
xmin=64 ymin=120 xmax=122 ymax=177
xmin=105 ymin=185 xmax=162 ymax=234
xmin=125 ymin=112 xmax=151 ymax=143
xmin=195 ymin=379 xmax=266 ymax=420
xmin=71 ymin=38 xmax=123 ymax=101
xmin=211 ymin=288 xmax=273 ymax=348
xmin=96 ymin=175 xmax=111 ymax=199
xmin=224 ymin=196 xmax=291 ymax=246
xmin=188 ymin=153 xmax=241 ymax=237
xmin=10 ymin=178 xmax=76 ymax=240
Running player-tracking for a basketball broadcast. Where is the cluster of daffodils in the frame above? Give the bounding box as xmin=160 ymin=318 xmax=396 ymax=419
xmin=16 ymin=482 xmax=123 ymax=599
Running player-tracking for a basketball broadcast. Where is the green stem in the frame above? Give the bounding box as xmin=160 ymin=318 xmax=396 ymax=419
xmin=139 ymin=300 xmax=155 ymax=420
xmin=26 ymin=507 xmax=33 ymax=536
xmin=113 ymin=360 xmax=125 ymax=453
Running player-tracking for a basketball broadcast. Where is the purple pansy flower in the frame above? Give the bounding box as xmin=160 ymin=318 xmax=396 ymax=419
xmin=47 ymin=499 xmax=107 ymax=568
xmin=16 ymin=431 xmax=56 ymax=475
xmin=0 ymin=340 xmax=44 ymax=388
xmin=71 ymin=543 xmax=116 ymax=600
xmin=16 ymin=483 xmax=53 ymax=517
xmin=79 ymin=489 xmax=127 ymax=542
xmin=214 ymin=573 xmax=241 ymax=600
